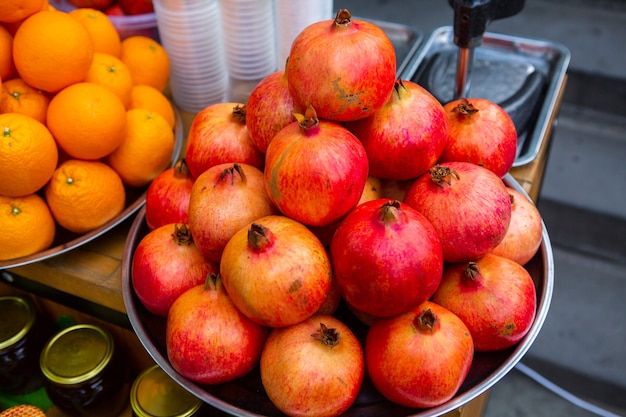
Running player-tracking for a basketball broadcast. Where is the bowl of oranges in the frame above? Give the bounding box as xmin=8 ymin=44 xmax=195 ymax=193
xmin=0 ymin=2 xmax=182 ymax=268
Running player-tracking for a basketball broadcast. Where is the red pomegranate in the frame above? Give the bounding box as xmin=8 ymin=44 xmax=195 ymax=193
xmin=346 ymin=79 xmax=449 ymax=180
xmin=264 ymin=105 xmax=369 ymax=227
xmin=286 ymin=9 xmax=396 ymax=122
xmin=403 ymin=162 xmax=511 ymax=262
xmin=331 ymin=199 xmax=443 ymax=317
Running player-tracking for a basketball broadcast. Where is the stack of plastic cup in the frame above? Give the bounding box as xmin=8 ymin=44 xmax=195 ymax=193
xmin=274 ymin=0 xmax=334 ymax=70
xmin=220 ymin=0 xmax=277 ymax=85
xmin=153 ymin=0 xmax=228 ymax=113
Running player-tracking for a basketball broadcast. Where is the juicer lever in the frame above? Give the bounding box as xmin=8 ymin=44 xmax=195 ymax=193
xmin=448 ymin=0 xmax=526 ymax=98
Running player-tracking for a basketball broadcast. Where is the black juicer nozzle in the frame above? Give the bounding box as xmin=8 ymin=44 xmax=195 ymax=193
xmin=448 ymin=0 xmax=526 ymax=98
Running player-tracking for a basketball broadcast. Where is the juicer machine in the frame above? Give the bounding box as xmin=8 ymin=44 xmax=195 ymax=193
xmin=400 ymin=0 xmax=570 ymax=167
xmin=448 ymin=0 xmax=526 ymax=99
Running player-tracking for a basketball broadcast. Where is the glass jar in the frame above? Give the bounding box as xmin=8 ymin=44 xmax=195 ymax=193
xmin=0 ymin=295 xmax=49 ymax=394
xmin=130 ymin=364 xmax=202 ymax=417
xmin=39 ymin=324 xmax=129 ymax=417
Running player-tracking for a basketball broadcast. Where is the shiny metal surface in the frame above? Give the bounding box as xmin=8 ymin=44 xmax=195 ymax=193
xmin=455 ymin=47 xmax=473 ymax=99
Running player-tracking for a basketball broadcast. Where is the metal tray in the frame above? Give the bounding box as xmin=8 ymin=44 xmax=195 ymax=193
xmin=399 ymin=26 xmax=570 ymax=167
xmin=122 ymin=174 xmax=554 ymax=417
xmin=0 ymin=110 xmax=184 ymax=270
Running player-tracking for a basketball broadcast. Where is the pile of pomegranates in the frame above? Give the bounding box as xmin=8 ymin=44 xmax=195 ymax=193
xmin=132 ymin=8 xmax=544 ymax=416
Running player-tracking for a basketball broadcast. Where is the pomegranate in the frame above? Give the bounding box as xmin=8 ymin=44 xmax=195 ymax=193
xmin=245 ymin=69 xmax=301 ymax=153
xmin=306 ymin=175 xmax=384 ymax=247
xmin=260 ymin=315 xmax=364 ymax=417
xmin=264 ymin=105 xmax=369 ymax=227
xmin=439 ymin=98 xmax=517 ymax=178
xmin=131 ymin=223 xmax=219 ymax=317
xmin=365 ymin=301 xmax=474 ymax=408
xmin=166 ymin=274 xmax=268 ymax=384
xmin=315 ymin=278 xmax=341 ymax=316
xmin=144 ymin=159 xmax=195 ymax=230
xmin=187 ymin=163 xmax=277 ymax=263
xmin=68 ymin=0 xmax=115 ymax=10
xmin=346 ymin=79 xmax=449 ymax=180
xmin=219 ymin=215 xmax=333 ymax=328
xmin=346 ymin=303 xmax=381 ymax=327
xmin=117 ymin=0 xmax=154 ymax=15
xmin=286 ymin=9 xmax=396 ymax=122
xmin=104 ymin=3 xmax=125 ymax=16
xmin=379 ymin=177 xmax=414 ymax=202
xmin=404 ymin=162 xmax=512 ymax=262
xmin=490 ymin=186 xmax=544 ymax=265
xmin=185 ymin=103 xmax=264 ymax=178
xmin=359 ymin=175 xmax=385 ymax=205
xmin=431 ymin=253 xmax=537 ymax=352
xmin=331 ymin=199 xmax=443 ymax=317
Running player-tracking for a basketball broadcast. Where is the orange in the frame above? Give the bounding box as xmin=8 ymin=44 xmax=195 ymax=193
xmin=84 ymin=52 xmax=133 ymax=108
xmin=45 ymin=159 xmax=126 ymax=234
xmin=0 ymin=193 xmax=56 ymax=261
xmin=0 ymin=0 xmax=46 ymax=24
xmin=106 ymin=108 xmax=175 ymax=187
xmin=0 ymin=112 xmax=58 ymax=197
xmin=12 ymin=10 xmax=94 ymax=93
xmin=129 ymin=84 xmax=176 ymax=129
xmin=0 ymin=78 xmax=51 ymax=124
xmin=69 ymin=8 xmax=121 ymax=57
xmin=46 ymin=82 xmax=127 ymax=160
xmin=0 ymin=25 xmax=16 ymax=81
xmin=120 ymin=36 xmax=170 ymax=91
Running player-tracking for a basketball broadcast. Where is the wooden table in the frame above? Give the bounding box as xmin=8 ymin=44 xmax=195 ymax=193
xmin=1 ymin=76 xmax=564 ymax=415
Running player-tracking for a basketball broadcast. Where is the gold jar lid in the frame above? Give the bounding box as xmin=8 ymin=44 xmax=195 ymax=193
xmin=40 ymin=324 xmax=114 ymax=385
xmin=131 ymin=364 xmax=202 ymax=417
xmin=0 ymin=295 xmax=35 ymax=351
xmin=0 ymin=404 xmax=46 ymax=417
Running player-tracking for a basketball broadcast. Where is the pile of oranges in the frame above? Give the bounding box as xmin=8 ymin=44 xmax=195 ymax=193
xmin=0 ymin=0 xmax=177 ymax=261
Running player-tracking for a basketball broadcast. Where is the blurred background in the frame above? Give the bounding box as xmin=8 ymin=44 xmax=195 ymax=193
xmin=336 ymin=0 xmax=626 ymax=415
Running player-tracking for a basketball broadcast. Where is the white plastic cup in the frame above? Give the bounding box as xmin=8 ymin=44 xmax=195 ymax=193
xmin=153 ymin=0 xmax=228 ymax=112
xmin=274 ymin=0 xmax=334 ymax=69
xmin=220 ymin=0 xmax=277 ymax=81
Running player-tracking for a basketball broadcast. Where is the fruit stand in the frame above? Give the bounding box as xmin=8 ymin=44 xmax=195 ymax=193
xmin=1 ymin=1 xmax=568 ymax=415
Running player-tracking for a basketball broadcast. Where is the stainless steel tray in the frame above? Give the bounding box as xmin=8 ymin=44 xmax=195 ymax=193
xmin=122 ymin=174 xmax=554 ymax=417
xmin=399 ymin=26 xmax=570 ymax=167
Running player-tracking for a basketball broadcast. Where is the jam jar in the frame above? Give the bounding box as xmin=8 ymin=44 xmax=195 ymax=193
xmin=130 ymin=364 xmax=202 ymax=417
xmin=39 ymin=324 xmax=129 ymax=417
xmin=0 ymin=295 xmax=49 ymax=394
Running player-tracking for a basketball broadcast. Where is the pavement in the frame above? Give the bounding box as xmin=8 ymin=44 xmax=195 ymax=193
xmin=339 ymin=0 xmax=626 ymax=416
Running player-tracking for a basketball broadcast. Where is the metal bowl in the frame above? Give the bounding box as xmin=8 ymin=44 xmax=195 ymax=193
xmin=0 ymin=109 xmax=184 ymax=270
xmin=122 ymin=174 xmax=554 ymax=416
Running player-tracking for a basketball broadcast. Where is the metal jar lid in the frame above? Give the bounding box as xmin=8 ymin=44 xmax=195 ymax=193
xmin=39 ymin=324 xmax=114 ymax=385
xmin=0 ymin=295 xmax=35 ymax=351
xmin=130 ymin=364 xmax=202 ymax=417
xmin=0 ymin=404 xmax=46 ymax=417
